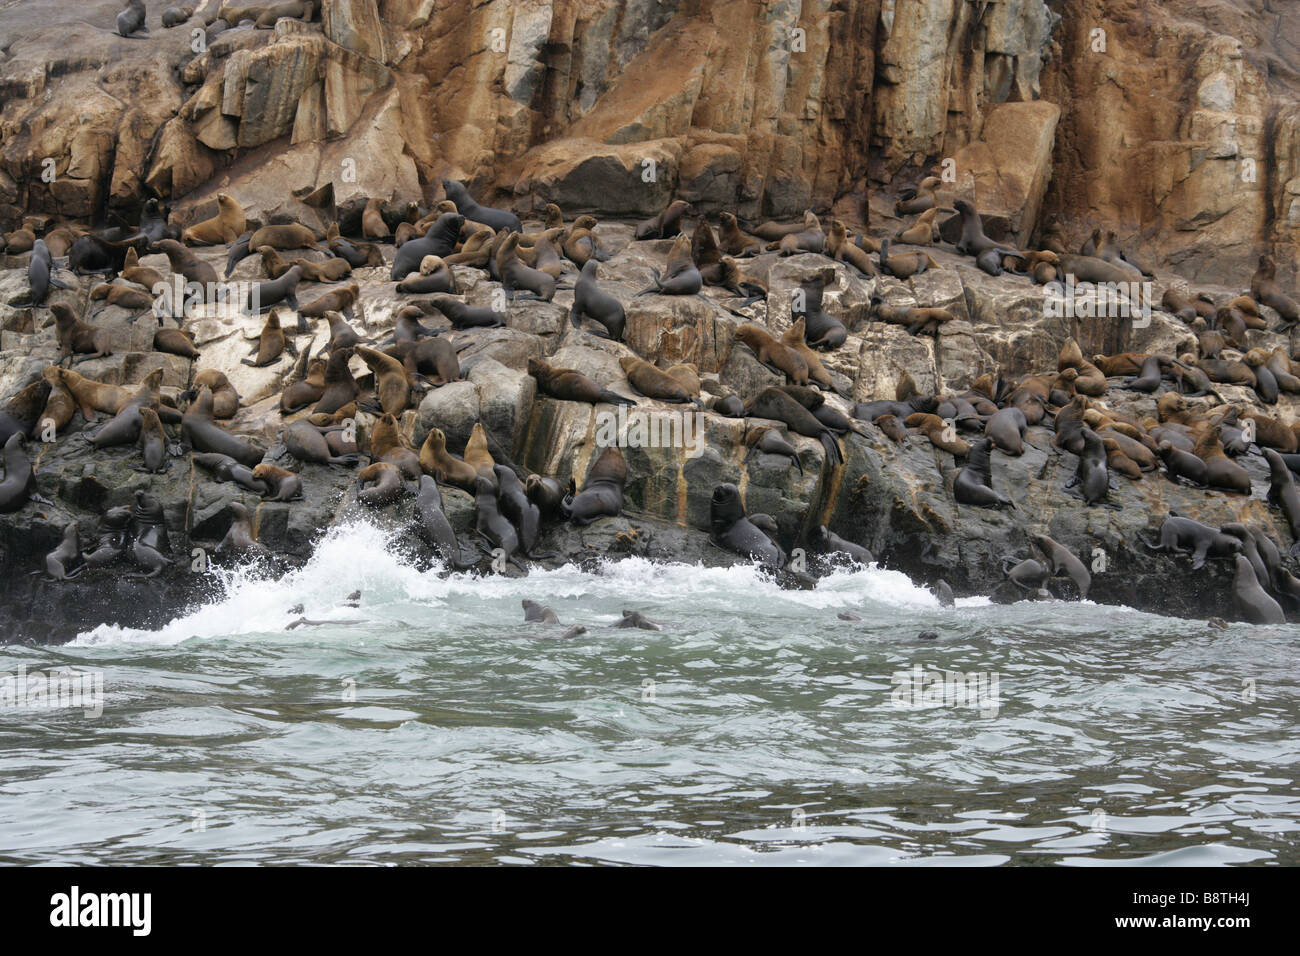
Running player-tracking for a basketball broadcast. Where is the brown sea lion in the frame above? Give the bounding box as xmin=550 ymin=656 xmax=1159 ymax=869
xmin=361 ymin=197 xmax=391 ymax=240
xmin=1193 ymin=426 xmax=1252 ymax=494
xmin=769 ymin=211 xmax=825 ymax=255
xmin=182 ymin=386 xmax=264 ymax=467
xmin=780 ymin=319 xmax=834 ymax=390
xmin=354 ymin=345 xmax=414 ymax=416
xmin=635 ymin=200 xmax=691 ymax=240
xmin=717 ymin=213 xmax=764 ymax=258
xmin=878 ymin=239 xmax=937 ymax=279
xmin=314 ymin=347 xmax=360 ymax=415
xmin=735 ymin=324 xmax=808 ymax=386
xmin=182 ymin=193 xmax=246 ymax=245
xmin=248 ymin=223 xmax=320 ymax=251
xmin=561 ymin=215 xmax=613 ymax=266
xmin=280 ymin=358 xmax=326 ymax=414
xmin=357 ymin=461 xmax=403 ymax=506
xmin=252 ymin=463 xmax=304 ymax=501
xmin=299 ymin=282 xmax=360 ymax=322
xmin=528 ymin=358 xmax=637 ymax=406
xmin=1251 ymin=254 xmax=1300 ymax=329
xmin=51 ymin=303 xmax=112 ymax=363
xmin=419 ymin=426 xmax=478 ymax=493
xmin=619 ymin=356 xmax=695 ymax=404
xmin=154 ymin=327 xmax=200 ymax=359
xmin=366 ymin=413 xmax=420 ymax=479
xmin=904 ymin=412 xmax=971 ymax=456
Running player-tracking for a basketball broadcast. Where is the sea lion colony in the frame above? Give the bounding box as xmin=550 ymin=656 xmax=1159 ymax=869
xmin=2 ymin=7 xmax=1300 ymax=626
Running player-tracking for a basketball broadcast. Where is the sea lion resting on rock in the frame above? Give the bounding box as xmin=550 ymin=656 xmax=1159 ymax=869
xmin=635 ymin=199 xmax=690 ymax=240
xmin=709 ymin=483 xmax=785 ymax=568
xmin=183 ymin=193 xmax=246 ymax=245
xmin=529 ymin=358 xmax=636 ymax=406
xmin=182 ymin=386 xmax=264 ymax=467
xmin=561 ymin=446 xmax=626 ymax=525
xmin=636 ymin=234 xmax=702 ymax=296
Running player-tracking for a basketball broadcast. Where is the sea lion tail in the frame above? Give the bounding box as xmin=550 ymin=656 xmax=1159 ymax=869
xmin=600 ymin=390 xmax=638 ymax=407
xmin=820 ymin=432 xmax=843 ymax=467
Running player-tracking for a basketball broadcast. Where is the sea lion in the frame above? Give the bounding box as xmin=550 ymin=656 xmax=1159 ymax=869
xmin=635 ymin=199 xmax=690 ymax=240
xmin=525 ymin=474 xmax=569 ymax=521
xmin=1142 ymin=514 xmax=1241 ymax=569
xmin=870 ymin=298 xmax=954 ymax=337
xmin=419 ymin=427 xmax=478 ymax=493
xmin=52 ymin=303 xmax=112 ymax=364
xmin=904 ymin=413 xmax=970 ymax=456
xmin=183 ymin=194 xmax=246 ymax=245
xmin=1 ymin=380 xmax=54 ymax=445
xmin=769 ymin=211 xmax=825 ymax=255
xmin=985 ymin=406 xmax=1027 ymax=455
xmin=562 ymin=215 xmax=614 ymax=266
xmin=1263 ymin=449 xmax=1300 ymax=550
xmin=895 ymin=177 xmax=941 ymax=216
xmin=561 ymin=445 xmax=626 ymax=525
xmin=809 ymin=525 xmax=872 ymax=565
xmin=709 ymin=482 xmax=785 ymax=567
xmin=613 ymin=610 xmax=661 ymax=630
xmin=245 ymin=265 xmax=301 ymax=314
xmin=826 ymin=219 xmax=877 ymax=276
xmin=354 ymin=345 xmax=414 ymax=416
xmin=1232 ymin=555 xmax=1286 ymax=624
xmin=744 ymin=427 xmax=803 ymax=474
xmin=136 ymin=407 xmax=169 ymax=474
xmin=1003 ymin=558 xmax=1051 ymax=598
xmin=1029 ymin=533 xmax=1091 ymax=600
xmin=242 ymin=309 xmax=292 ymax=367
xmin=44 ymin=521 xmax=84 ymax=580
xmin=1193 ymin=426 xmax=1251 ymax=494
xmin=45 ymin=367 xmax=134 ymax=420
xmin=0 ymin=433 xmax=36 ymax=512
xmin=878 ymin=239 xmax=937 ymax=279
xmin=1066 ymin=427 xmax=1110 ymax=505
xmin=419 ymin=295 xmax=506 ymax=329
xmin=746 ymin=387 xmax=842 ymax=466
xmin=182 ymin=386 xmax=264 ymax=467
xmin=161 ymin=6 xmax=195 ymax=28
xmin=252 ymin=463 xmax=304 ymax=501
xmin=415 ymin=475 xmax=469 ymax=568
xmin=735 ymin=324 xmax=808 ymax=386
xmin=954 ymin=438 xmax=1012 ymax=508
xmin=894 ymin=206 xmax=944 ymax=245
xmin=1158 ymin=440 xmax=1207 ymax=485
xmin=194 ymin=452 xmax=268 ymax=494
xmin=391 ymin=337 xmax=461 ymax=385
xmin=709 ymin=394 xmax=745 ymax=418
xmin=717 ymin=213 xmax=765 ymax=258
xmin=23 ymin=239 xmax=64 ymax=306
xmin=298 ymin=283 xmax=360 ymax=326
xmin=216 ymin=501 xmax=268 ymax=557
xmin=33 ymin=371 xmax=73 ymax=437
xmin=529 ymin=358 xmax=636 ymax=406
xmin=619 ymin=356 xmax=695 ymax=404
xmin=495 ymin=465 xmax=544 ymax=557
xmin=156 ymin=239 xmax=218 ymax=296
xmin=282 ymin=420 xmax=359 ymax=466
xmin=569 ymin=259 xmax=626 ymax=342
xmin=397 ymin=256 xmax=457 ymax=295
xmin=361 ymin=197 xmax=391 ymax=240
xmin=1251 ymin=254 xmax=1300 ymax=329
xmin=357 ymin=461 xmax=404 ymax=507
xmin=248 ymin=223 xmax=320 ymax=252
xmin=367 ymin=413 xmax=421 ymax=480
xmin=154 ymin=327 xmax=201 ymax=360
xmin=522 ymin=599 xmax=558 ymax=624
xmin=82 ymin=505 xmax=133 ymax=567
xmin=794 ymin=269 xmax=847 ymax=350
xmin=69 ymin=233 xmax=149 ymax=276
xmin=497 ymin=232 xmax=556 ymax=301
xmin=469 ymin=474 xmax=525 ymax=569
xmin=287 ymin=256 xmax=351 ymax=283
xmin=329 ymin=237 xmax=384 ymax=269
xmin=116 ymin=0 xmax=149 ymax=38
xmin=636 ymin=234 xmax=703 ymax=296
xmin=441 ymin=180 xmax=521 ymax=233
xmin=191 ymin=368 xmax=240 ymax=419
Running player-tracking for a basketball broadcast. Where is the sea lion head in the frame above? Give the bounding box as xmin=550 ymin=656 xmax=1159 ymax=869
xmin=527 ymin=357 xmax=548 ymax=379
xmin=418 ymin=255 xmax=445 ymax=275
xmin=953 ymin=198 xmax=975 ymax=217
xmin=572 ymin=214 xmax=597 ymax=230
xmin=618 ymin=356 xmax=639 ymax=376
xmin=710 ymin=482 xmax=745 ymax=530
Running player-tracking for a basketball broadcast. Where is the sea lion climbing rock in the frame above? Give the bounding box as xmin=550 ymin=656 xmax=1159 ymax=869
xmin=561 ymin=446 xmax=626 ymax=525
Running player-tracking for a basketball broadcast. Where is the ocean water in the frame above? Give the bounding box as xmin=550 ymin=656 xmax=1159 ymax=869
xmin=0 ymin=521 xmax=1297 ymax=866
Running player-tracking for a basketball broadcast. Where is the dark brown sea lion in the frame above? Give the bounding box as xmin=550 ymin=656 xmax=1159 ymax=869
xmin=154 ymin=327 xmax=201 ymax=359
xmin=52 ymin=304 xmax=112 ymax=363
xmin=561 ymin=445 xmax=626 ymax=525
xmin=636 ymin=234 xmax=703 ymax=296
xmin=746 ymin=387 xmax=842 ymax=467
xmin=953 ymin=438 xmax=1013 ymax=508
xmin=635 ymin=200 xmax=691 ymax=240
xmin=182 ymin=386 xmax=265 ymax=466
xmin=314 ymin=347 xmax=360 ymax=415
xmin=528 ymin=357 xmax=636 ymax=406
xmin=1252 ymin=254 xmax=1300 ymax=329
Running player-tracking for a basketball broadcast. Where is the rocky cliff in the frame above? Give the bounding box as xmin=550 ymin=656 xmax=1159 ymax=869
xmin=2 ymin=1 xmax=1300 ymax=642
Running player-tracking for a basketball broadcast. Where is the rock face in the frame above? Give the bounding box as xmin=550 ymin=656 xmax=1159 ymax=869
xmin=2 ymin=2 xmax=1299 ymax=281
xmin=3 ymin=2 xmax=1300 ymax=642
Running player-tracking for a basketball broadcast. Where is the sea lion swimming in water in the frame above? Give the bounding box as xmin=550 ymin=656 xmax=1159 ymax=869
xmin=561 ymin=445 xmax=626 ymax=525
xmin=709 ymin=482 xmax=785 ymax=568
xmin=522 ymin=599 xmax=559 ymax=623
